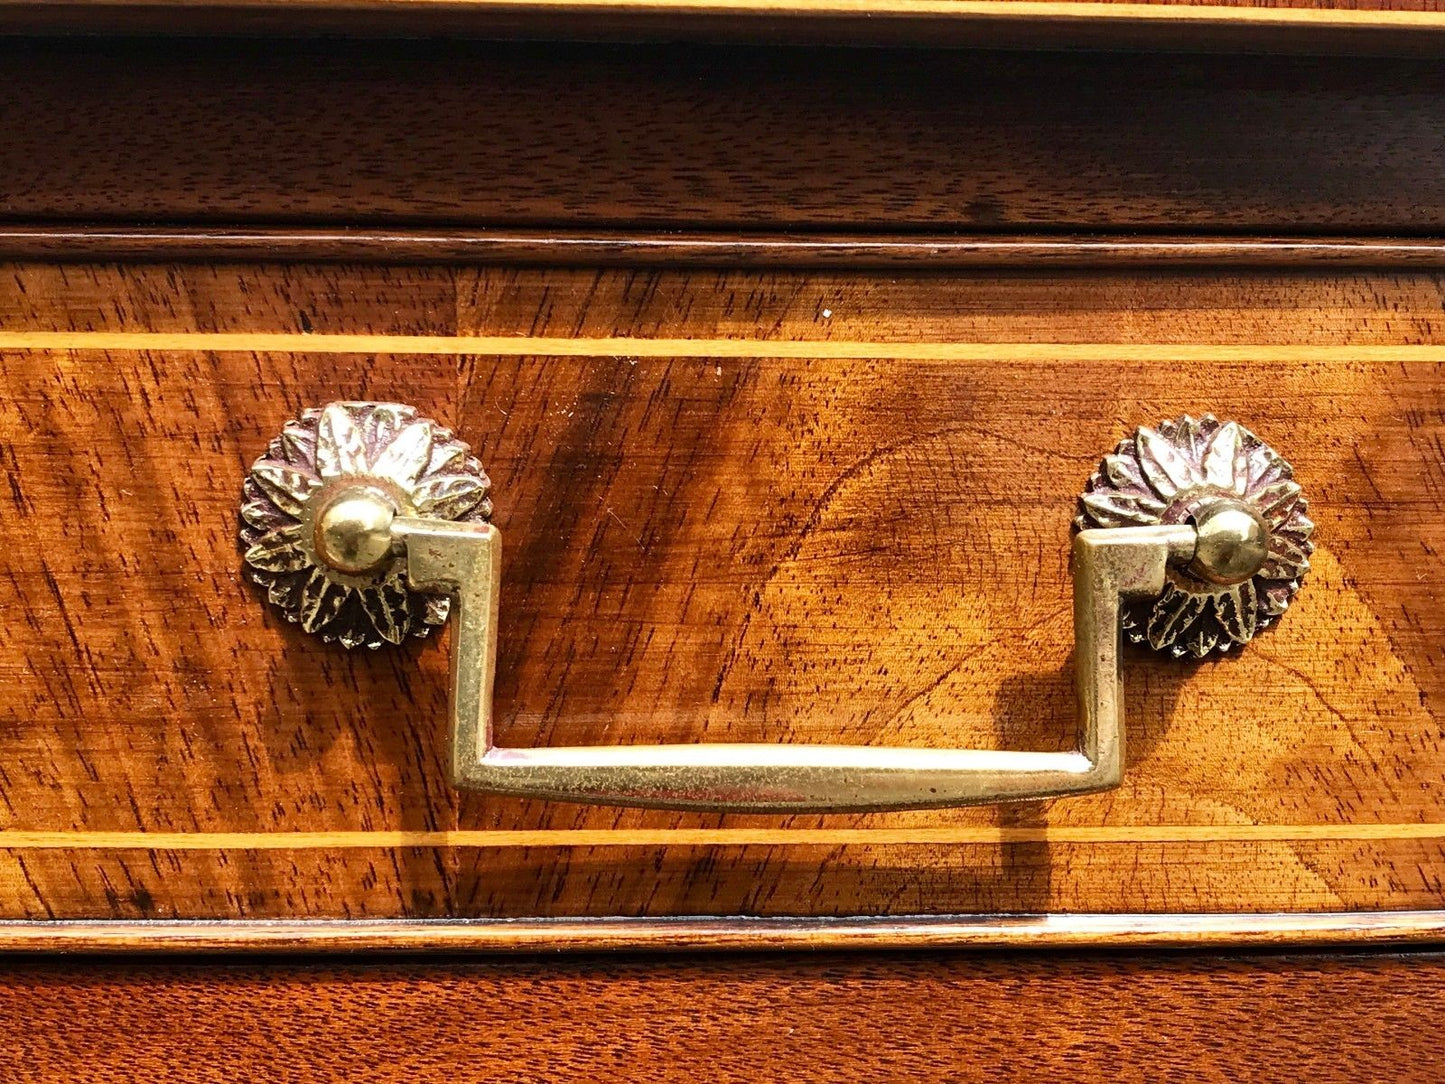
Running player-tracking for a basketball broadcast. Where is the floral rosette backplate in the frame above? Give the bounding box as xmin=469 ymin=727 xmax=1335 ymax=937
xmin=1076 ymin=414 xmax=1314 ymax=659
xmin=240 ymin=402 xmax=492 ymax=649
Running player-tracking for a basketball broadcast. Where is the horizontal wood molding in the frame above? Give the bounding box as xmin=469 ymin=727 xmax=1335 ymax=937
xmin=2 ymin=911 xmax=1444 ymax=953
xmin=8 ymin=1 xmax=1445 ymax=51
xmin=13 ymin=0 xmax=1445 ymax=26
xmin=15 ymin=229 xmax=1445 ymax=268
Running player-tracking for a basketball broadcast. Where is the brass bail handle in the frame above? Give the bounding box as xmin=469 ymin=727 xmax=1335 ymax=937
xmin=241 ymin=405 xmax=1313 ymax=813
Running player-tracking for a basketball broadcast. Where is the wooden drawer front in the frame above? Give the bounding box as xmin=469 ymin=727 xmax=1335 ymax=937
xmin=0 ymin=261 xmax=1441 ymax=927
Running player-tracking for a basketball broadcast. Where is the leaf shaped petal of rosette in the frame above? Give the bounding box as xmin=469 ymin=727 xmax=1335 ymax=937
xmin=1076 ymin=414 xmax=1314 ymax=659
xmin=240 ymin=402 xmax=493 ymax=649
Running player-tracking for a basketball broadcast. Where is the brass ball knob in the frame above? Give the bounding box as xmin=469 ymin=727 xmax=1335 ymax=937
xmin=313 ymin=488 xmax=397 ymax=574
xmin=1187 ymin=500 xmax=1269 ymax=586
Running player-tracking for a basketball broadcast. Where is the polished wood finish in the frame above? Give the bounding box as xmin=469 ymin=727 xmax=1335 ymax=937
xmin=15 ymin=228 xmax=1445 ymax=268
xmin=7 ymin=42 xmax=1445 ymax=232
xmin=1 ymin=952 xmax=1440 ymax=1081
xmin=1 ymin=261 xmax=1443 ymax=923
xmin=4 ymin=912 xmax=1445 ymax=952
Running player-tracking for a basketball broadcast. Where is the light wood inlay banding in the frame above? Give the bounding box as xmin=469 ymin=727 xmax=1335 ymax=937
xmin=3 ymin=825 xmax=1445 ymax=849
xmin=8 ymin=331 xmax=1445 ymax=361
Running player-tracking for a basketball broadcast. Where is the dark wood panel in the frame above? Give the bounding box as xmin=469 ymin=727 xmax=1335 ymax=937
xmin=6 ymin=41 xmax=1445 ymax=231
xmin=0 ymin=263 xmax=1442 ymax=920
xmin=1 ymin=952 xmax=1440 ymax=1082
xmin=8 ymin=1 xmax=1445 ymax=54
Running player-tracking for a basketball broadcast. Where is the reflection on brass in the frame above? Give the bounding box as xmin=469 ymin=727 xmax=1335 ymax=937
xmin=1076 ymin=414 xmax=1313 ymax=658
xmin=242 ymin=403 xmax=1298 ymax=812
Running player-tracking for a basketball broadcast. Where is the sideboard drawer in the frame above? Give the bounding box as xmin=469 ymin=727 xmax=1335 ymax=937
xmin=1 ymin=260 xmax=1441 ymax=935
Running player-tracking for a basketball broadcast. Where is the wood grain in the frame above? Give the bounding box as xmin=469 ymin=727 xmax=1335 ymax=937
xmin=1 ymin=952 xmax=1441 ymax=1082
xmin=19 ymin=229 xmax=1445 ymax=268
xmin=9 ymin=0 xmax=1445 ymax=52
xmin=7 ymin=42 xmax=1445 ymax=231
xmin=0 ymin=262 xmax=1443 ymax=922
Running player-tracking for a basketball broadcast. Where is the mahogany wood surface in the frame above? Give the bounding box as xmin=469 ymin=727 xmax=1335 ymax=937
xmin=1 ymin=261 xmax=1443 ymax=922
xmin=6 ymin=41 xmax=1445 ymax=233
xmin=2 ymin=951 xmax=1441 ymax=1082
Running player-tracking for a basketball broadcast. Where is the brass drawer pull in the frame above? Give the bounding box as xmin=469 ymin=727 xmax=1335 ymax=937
xmin=241 ymin=404 xmax=1311 ymax=813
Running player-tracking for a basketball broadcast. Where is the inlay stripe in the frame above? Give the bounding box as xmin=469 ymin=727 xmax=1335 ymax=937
xmin=3 ymin=824 xmax=1445 ymax=849
xmin=4 ymin=332 xmax=1445 ymax=361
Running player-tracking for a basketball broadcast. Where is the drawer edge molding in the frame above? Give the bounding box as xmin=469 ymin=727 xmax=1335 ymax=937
xmin=1 ymin=912 xmax=1443 ymax=954
xmin=9 ymin=227 xmax=1445 ymax=269
xmin=9 ymin=2 xmax=1445 ymax=54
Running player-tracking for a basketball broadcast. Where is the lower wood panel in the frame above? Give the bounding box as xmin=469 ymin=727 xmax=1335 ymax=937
xmin=2 ymin=952 xmax=1440 ymax=1082
xmin=1 ymin=263 xmax=1443 ymax=922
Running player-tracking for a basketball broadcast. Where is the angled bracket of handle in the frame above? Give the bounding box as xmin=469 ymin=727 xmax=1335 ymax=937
xmin=395 ymin=518 xmax=1197 ymax=813
xmin=242 ymin=404 xmax=1310 ymax=814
